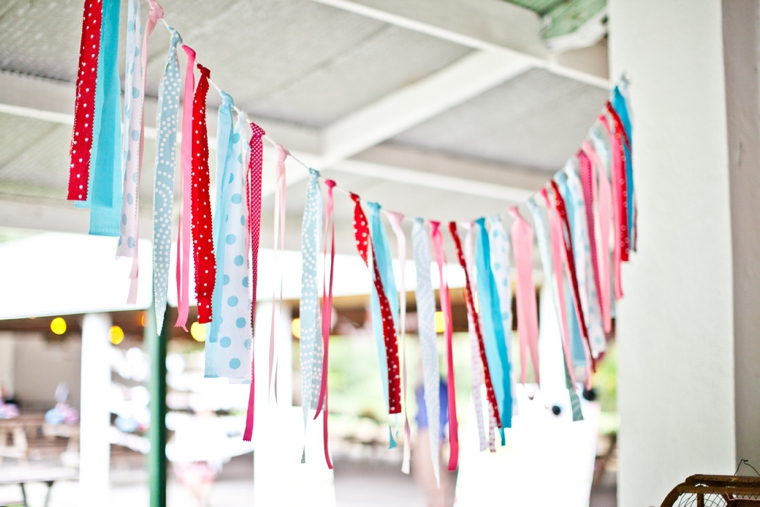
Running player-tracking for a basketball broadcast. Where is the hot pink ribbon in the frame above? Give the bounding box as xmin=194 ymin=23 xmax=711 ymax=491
xmin=268 ymin=145 xmax=289 ymax=401
xmin=385 ymin=210 xmax=411 ymax=474
xmin=314 ymin=179 xmax=336 ymax=469
xmin=600 ymin=114 xmax=624 ymax=301
xmin=507 ymin=207 xmax=540 ymax=386
xmin=540 ymin=188 xmax=576 ymax=385
xmin=243 ymin=121 xmax=266 ymax=443
xmin=429 ymin=221 xmax=459 ymax=471
xmin=174 ymin=45 xmax=195 ymax=330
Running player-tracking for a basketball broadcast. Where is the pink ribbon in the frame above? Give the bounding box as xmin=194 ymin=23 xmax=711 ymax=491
xmin=174 ymin=45 xmax=195 ymax=330
xmin=314 ymin=179 xmax=336 ymax=469
xmin=429 ymin=221 xmax=459 ymax=471
xmin=385 ymin=210 xmax=411 ymax=474
xmin=243 ymin=121 xmax=266 ymax=443
xmin=600 ymin=114 xmax=624 ymax=301
xmin=506 ymin=207 xmax=540 ymax=386
xmin=268 ymin=145 xmax=288 ymax=401
xmin=540 ymin=188 xmax=576 ymax=385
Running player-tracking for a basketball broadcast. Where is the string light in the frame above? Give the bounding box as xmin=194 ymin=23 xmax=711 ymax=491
xmin=434 ymin=311 xmax=445 ymax=334
xmin=291 ymin=318 xmax=301 ymax=339
xmin=109 ymin=325 xmax=125 ymax=345
xmin=50 ymin=317 xmax=67 ymax=335
xmin=190 ymin=322 xmax=206 ymax=342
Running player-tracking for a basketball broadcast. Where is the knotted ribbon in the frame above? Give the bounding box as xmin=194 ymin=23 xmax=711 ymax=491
xmin=451 ymin=222 xmax=501 ymax=448
xmin=190 ymin=64 xmax=216 ymax=323
xmin=506 ymin=208 xmax=540 ymax=386
xmin=599 ymin=115 xmax=624 ymax=301
xmin=315 ymin=179 xmax=336 ymax=469
xmin=474 ymin=218 xmax=512 ymax=432
xmin=67 ymin=0 xmax=102 ymax=201
xmin=430 ymin=221 xmax=458 ymax=471
xmin=612 ymin=85 xmax=635 ymax=249
xmin=297 ymin=169 xmax=324 ymax=455
xmin=268 ymin=144 xmax=289 ymax=400
xmin=411 ymin=218 xmax=441 ymax=486
xmin=607 ymin=103 xmax=631 ymax=264
xmin=351 ymin=194 xmax=402 ymax=416
xmin=577 ymin=146 xmax=603 ymax=319
xmin=152 ymin=27 xmax=182 ymax=333
xmin=117 ymin=0 xmax=163 ymax=304
xmin=86 ymin=0 xmax=122 ymax=236
xmin=526 ymin=198 xmax=583 ymax=421
xmin=175 ymin=44 xmax=196 ymax=330
xmin=385 ymin=211 xmax=412 ymax=473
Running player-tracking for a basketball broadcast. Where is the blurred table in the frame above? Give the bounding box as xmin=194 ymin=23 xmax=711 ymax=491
xmin=0 ymin=467 xmax=77 ymax=507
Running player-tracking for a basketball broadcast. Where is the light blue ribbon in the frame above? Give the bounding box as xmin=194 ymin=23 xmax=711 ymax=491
xmin=87 ymin=0 xmax=122 ymax=236
xmin=412 ymin=218 xmax=441 ymax=485
xmin=151 ymin=28 xmax=182 ymax=333
xmin=526 ymin=198 xmax=583 ymax=422
xmin=474 ymin=218 xmax=512 ymax=431
xmin=300 ymin=168 xmax=323 ymax=454
xmin=120 ymin=0 xmax=139 ymax=186
xmin=205 ymin=91 xmax=236 ymax=377
xmin=367 ymin=202 xmax=398 ymax=448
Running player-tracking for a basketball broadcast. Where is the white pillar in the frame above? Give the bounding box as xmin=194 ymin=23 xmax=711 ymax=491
xmin=79 ymin=313 xmax=112 ymax=506
xmin=608 ymin=1 xmax=760 ymax=505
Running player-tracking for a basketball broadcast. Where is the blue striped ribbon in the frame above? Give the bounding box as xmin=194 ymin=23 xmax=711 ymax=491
xmin=151 ymin=28 xmax=182 ymax=333
xmin=412 ymin=218 xmax=441 ymax=486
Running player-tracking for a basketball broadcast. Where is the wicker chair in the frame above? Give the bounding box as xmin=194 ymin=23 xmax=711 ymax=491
xmin=661 ymin=475 xmax=760 ymax=507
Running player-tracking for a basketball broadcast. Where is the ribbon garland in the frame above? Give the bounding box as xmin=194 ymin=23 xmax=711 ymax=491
xmin=412 ymin=218 xmax=441 ymax=486
xmin=67 ymin=0 xmax=102 ymax=201
xmin=430 ymin=221 xmax=459 ymax=471
xmin=151 ymin=26 xmax=182 ymax=333
xmin=190 ymin=64 xmax=216 ymax=324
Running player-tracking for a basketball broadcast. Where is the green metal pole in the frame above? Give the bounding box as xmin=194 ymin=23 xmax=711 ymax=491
xmin=146 ymin=307 xmax=168 ymax=507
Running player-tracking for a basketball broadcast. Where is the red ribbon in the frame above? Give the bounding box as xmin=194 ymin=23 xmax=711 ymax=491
xmin=350 ymin=193 xmax=401 ymax=414
xmin=67 ymin=0 xmax=103 ymax=201
xmin=606 ymin=102 xmax=631 ymax=262
xmin=449 ymin=222 xmax=501 ymax=427
xmin=550 ymin=180 xmax=596 ymax=374
xmin=577 ymin=148 xmax=604 ymax=316
xmin=243 ymin=121 xmax=265 ymax=443
xmin=429 ymin=221 xmax=458 ymax=471
xmin=315 ymin=179 xmax=336 ymax=469
xmin=190 ymin=64 xmax=215 ymax=323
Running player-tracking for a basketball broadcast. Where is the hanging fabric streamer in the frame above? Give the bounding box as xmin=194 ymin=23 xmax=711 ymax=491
xmin=599 ymin=115 xmax=624 ymax=301
xmin=87 ymin=0 xmax=122 ymax=236
xmin=588 ymin=128 xmax=614 ymax=333
xmin=578 ymin=146 xmax=603 ymax=319
xmin=314 ymin=179 xmax=336 ymax=469
xmin=350 ymin=194 xmax=402 ymax=417
xmin=175 ymin=44 xmax=196 ymax=330
xmin=526 ymin=198 xmax=584 ymax=421
xmin=540 ymin=188 xmax=576 ymax=384
xmin=297 ymin=169 xmax=323 ymax=456
xmin=268 ymin=144 xmax=289 ymax=399
xmin=607 ymin=102 xmax=632 ymax=262
xmin=189 ymin=64 xmax=216 ymax=323
xmin=67 ymin=0 xmax=102 ymax=201
xmin=487 ymin=215 xmax=520 ymax=408
xmin=451 ymin=222 xmax=501 ymax=447
xmin=474 ymin=218 xmax=512 ymax=433
xmin=205 ymin=91 xmax=235 ymax=378
xmin=429 ymin=221 xmax=459 ymax=471
xmin=612 ymin=85 xmax=635 ymax=249
xmin=117 ymin=0 xmax=163 ymax=304
xmin=506 ymin=207 xmax=540 ymax=386
xmin=385 ymin=211 xmax=412 ymax=473
xmin=152 ymin=27 xmax=182 ymax=333
xmin=564 ymin=161 xmax=606 ymax=358
xmin=412 ymin=218 xmax=441 ymax=486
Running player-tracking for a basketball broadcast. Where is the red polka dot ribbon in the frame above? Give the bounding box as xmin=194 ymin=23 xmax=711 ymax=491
xmin=67 ymin=0 xmax=102 ymax=201
xmin=243 ymin=121 xmax=265 ymax=443
xmin=350 ymin=193 xmax=401 ymax=414
xmin=190 ymin=64 xmax=216 ymax=323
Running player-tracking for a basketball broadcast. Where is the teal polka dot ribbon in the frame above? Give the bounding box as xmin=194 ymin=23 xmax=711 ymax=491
xmin=151 ymin=27 xmax=182 ymax=334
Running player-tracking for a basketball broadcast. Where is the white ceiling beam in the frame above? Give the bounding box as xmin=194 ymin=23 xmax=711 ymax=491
xmin=320 ymin=50 xmax=533 ymax=165
xmin=312 ymin=0 xmax=610 ymax=88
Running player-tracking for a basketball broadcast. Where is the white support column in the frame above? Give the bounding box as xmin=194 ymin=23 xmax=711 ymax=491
xmin=79 ymin=313 xmax=112 ymax=506
xmin=608 ymin=1 xmax=760 ymax=505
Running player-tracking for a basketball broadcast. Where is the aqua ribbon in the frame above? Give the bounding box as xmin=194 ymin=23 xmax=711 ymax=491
xmin=613 ymin=85 xmax=634 ymax=245
xmin=151 ymin=27 xmax=182 ymax=333
xmin=87 ymin=0 xmax=122 ymax=236
xmin=412 ymin=218 xmax=441 ymax=486
xmin=526 ymin=198 xmax=584 ymax=422
xmin=474 ymin=218 xmax=512 ymax=431
xmin=205 ymin=92 xmax=236 ymax=378
xmin=300 ymin=168 xmax=323 ymax=457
